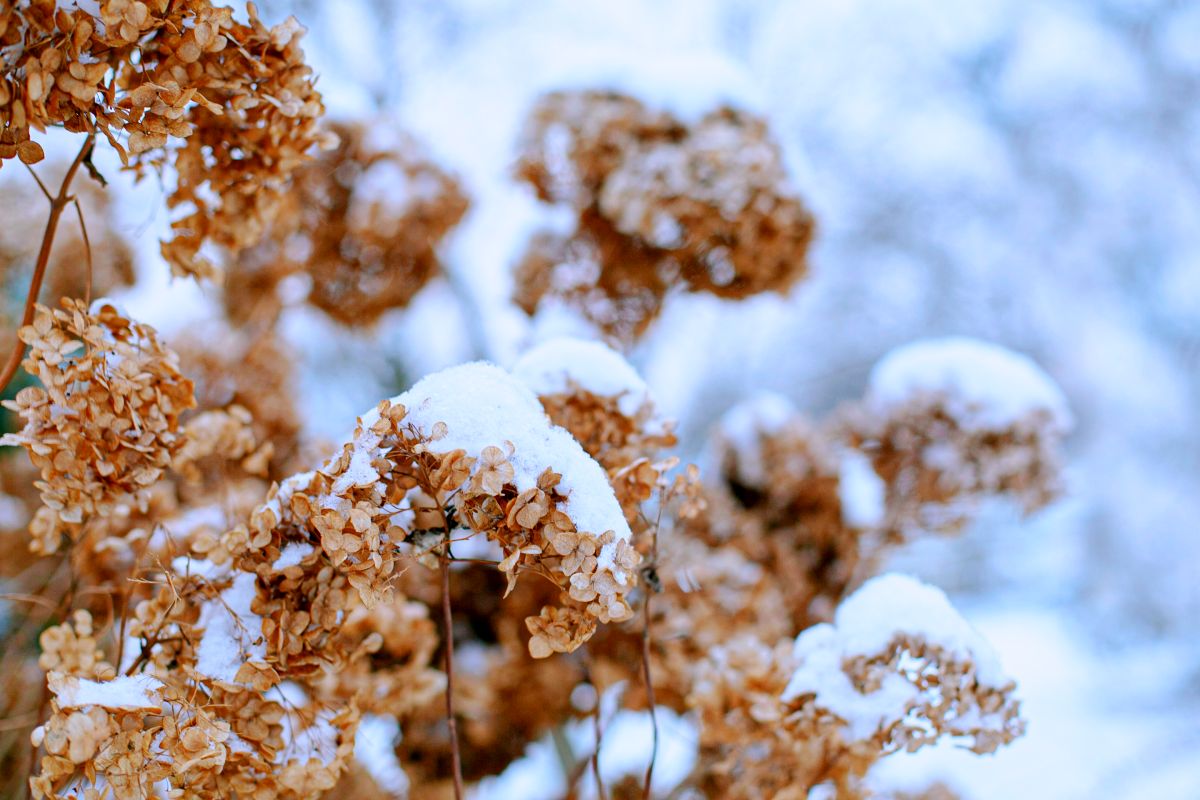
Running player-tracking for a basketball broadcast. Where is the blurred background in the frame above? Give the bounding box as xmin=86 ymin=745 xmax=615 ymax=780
xmin=9 ymin=0 xmax=1199 ymax=796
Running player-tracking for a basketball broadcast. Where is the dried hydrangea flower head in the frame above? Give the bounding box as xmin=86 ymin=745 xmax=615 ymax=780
xmin=514 ymin=89 xmax=815 ymax=342
xmin=700 ymin=392 xmax=875 ymax=626
xmin=844 ymin=337 xmax=1072 ymax=539
xmin=1 ymin=299 xmax=194 ymax=535
xmin=227 ymin=120 xmax=469 ymax=326
xmin=172 ymin=320 xmax=303 ymax=478
xmin=0 ymin=0 xmax=329 ymax=280
xmin=690 ymin=574 xmax=1023 ymax=799
xmin=246 ymin=362 xmax=638 ymax=660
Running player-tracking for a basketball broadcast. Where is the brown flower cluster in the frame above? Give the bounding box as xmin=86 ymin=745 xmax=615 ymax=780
xmin=842 ymin=396 xmax=1069 ymax=540
xmin=227 ymin=120 xmax=469 ymax=326
xmin=700 ymin=403 xmax=867 ymax=628
xmin=0 ymin=0 xmax=329 ymax=280
xmin=513 ymin=90 xmax=816 ymax=341
xmin=841 ymin=339 xmax=1071 ymax=543
xmin=172 ymin=321 xmax=304 ymax=479
xmin=687 ymin=575 xmax=1023 ymax=799
xmin=259 ymin=374 xmax=639 ymax=653
xmin=1 ymin=300 xmax=194 ymax=536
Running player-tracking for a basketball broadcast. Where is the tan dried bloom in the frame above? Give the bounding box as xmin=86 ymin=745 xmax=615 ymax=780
xmin=702 ymin=396 xmax=869 ymax=627
xmin=1 ymin=300 xmax=194 ymax=529
xmin=514 ymin=90 xmax=815 ymax=341
xmin=843 ymin=337 xmax=1072 ymax=540
xmin=525 ymin=604 xmax=597 ymax=659
xmin=686 ymin=574 xmax=1023 ymax=799
xmin=226 ymin=120 xmax=469 ymax=325
xmin=0 ymin=0 xmax=329 ymax=280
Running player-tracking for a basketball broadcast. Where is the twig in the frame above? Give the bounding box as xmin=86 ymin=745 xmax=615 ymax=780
xmin=640 ymin=489 xmax=667 ymax=800
xmin=0 ymin=134 xmax=97 ymax=395
xmin=640 ymin=591 xmax=659 ymax=800
xmin=417 ymin=457 xmax=465 ymax=800
xmin=440 ymin=544 xmax=464 ymax=800
xmin=588 ymin=676 xmax=606 ymax=800
xmin=72 ymin=198 xmax=93 ymax=305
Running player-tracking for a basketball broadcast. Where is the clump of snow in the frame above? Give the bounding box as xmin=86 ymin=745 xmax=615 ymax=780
xmin=867 ymin=337 xmax=1072 ymax=432
xmin=170 ymin=556 xmax=232 ymax=583
xmin=838 ymin=451 xmax=886 ymax=529
xmin=50 ymin=673 xmax=164 ymax=711
xmin=272 ymin=542 xmax=315 ymax=571
xmin=354 ymin=714 xmax=408 ymax=798
xmin=783 ymin=574 xmax=1009 ymax=739
xmin=195 ymin=572 xmax=266 ymax=687
xmin=278 ymin=707 xmax=341 ymax=766
xmin=716 ymin=391 xmax=797 ymax=487
xmin=359 ymin=362 xmax=631 ymax=541
xmin=511 ymin=336 xmax=651 ymax=417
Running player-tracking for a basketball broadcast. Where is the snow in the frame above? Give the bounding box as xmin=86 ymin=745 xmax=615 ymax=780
xmin=783 ymin=574 xmax=1010 ymax=739
xmin=354 ymin=714 xmax=409 ymax=798
xmin=50 ymin=673 xmax=164 ymax=711
xmin=272 ymin=542 xmax=315 ymax=571
xmin=356 ymin=362 xmax=632 ymax=541
xmin=195 ymin=572 xmax=267 ymax=687
xmin=716 ymin=391 xmax=797 ymax=486
xmin=867 ymin=337 xmax=1073 ymax=432
xmin=511 ymin=336 xmax=651 ymax=417
xmin=170 ymin=556 xmax=231 ymax=582
xmin=278 ymin=708 xmax=341 ymax=766
xmin=838 ymin=451 xmax=886 ymax=529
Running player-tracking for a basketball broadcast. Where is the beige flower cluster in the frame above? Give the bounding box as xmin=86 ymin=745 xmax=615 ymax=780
xmin=1 ymin=300 xmax=194 ymax=539
xmin=842 ymin=398 xmax=1068 ymax=539
xmin=0 ymin=0 xmax=329 ymax=280
xmin=513 ymin=90 xmax=816 ymax=342
xmin=227 ymin=121 xmax=469 ymax=326
xmin=688 ymin=576 xmax=1023 ymax=799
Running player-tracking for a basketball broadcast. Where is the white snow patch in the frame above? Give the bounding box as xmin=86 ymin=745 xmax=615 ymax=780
xmin=195 ymin=572 xmax=266 ymax=686
xmin=511 ymin=336 xmax=651 ymax=417
xmin=838 ymin=451 xmax=886 ymax=529
xmin=272 ymin=542 xmax=315 ymax=571
xmin=51 ymin=673 xmax=164 ymax=711
xmin=354 ymin=714 xmax=409 ymax=798
xmin=867 ymin=337 xmax=1072 ymax=432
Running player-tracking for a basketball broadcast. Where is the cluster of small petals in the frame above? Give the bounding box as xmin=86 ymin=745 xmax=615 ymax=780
xmin=0 ymin=0 xmax=329 ymax=280
xmin=841 ymin=394 xmax=1067 ymax=539
xmin=514 ymin=90 xmax=815 ymax=342
xmin=701 ymin=407 xmax=864 ymax=628
xmin=226 ymin=120 xmax=469 ymax=325
xmin=1 ymin=300 xmax=195 ymax=532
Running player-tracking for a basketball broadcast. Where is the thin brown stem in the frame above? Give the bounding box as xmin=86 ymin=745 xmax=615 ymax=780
xmin=72 ymin=198 xmax=93 ymax=305
xmin=589 ymin=678 xmax=606 ymax=800
xmin=640 ymin=593 xmax=659 ymax=800
xmin=641 ymin=492 xmax=664 ymax=800
xmin=440 ymin=546 xmax=464 ymax=800
xmin=0 ymin=134 xmax=96 ymax=396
